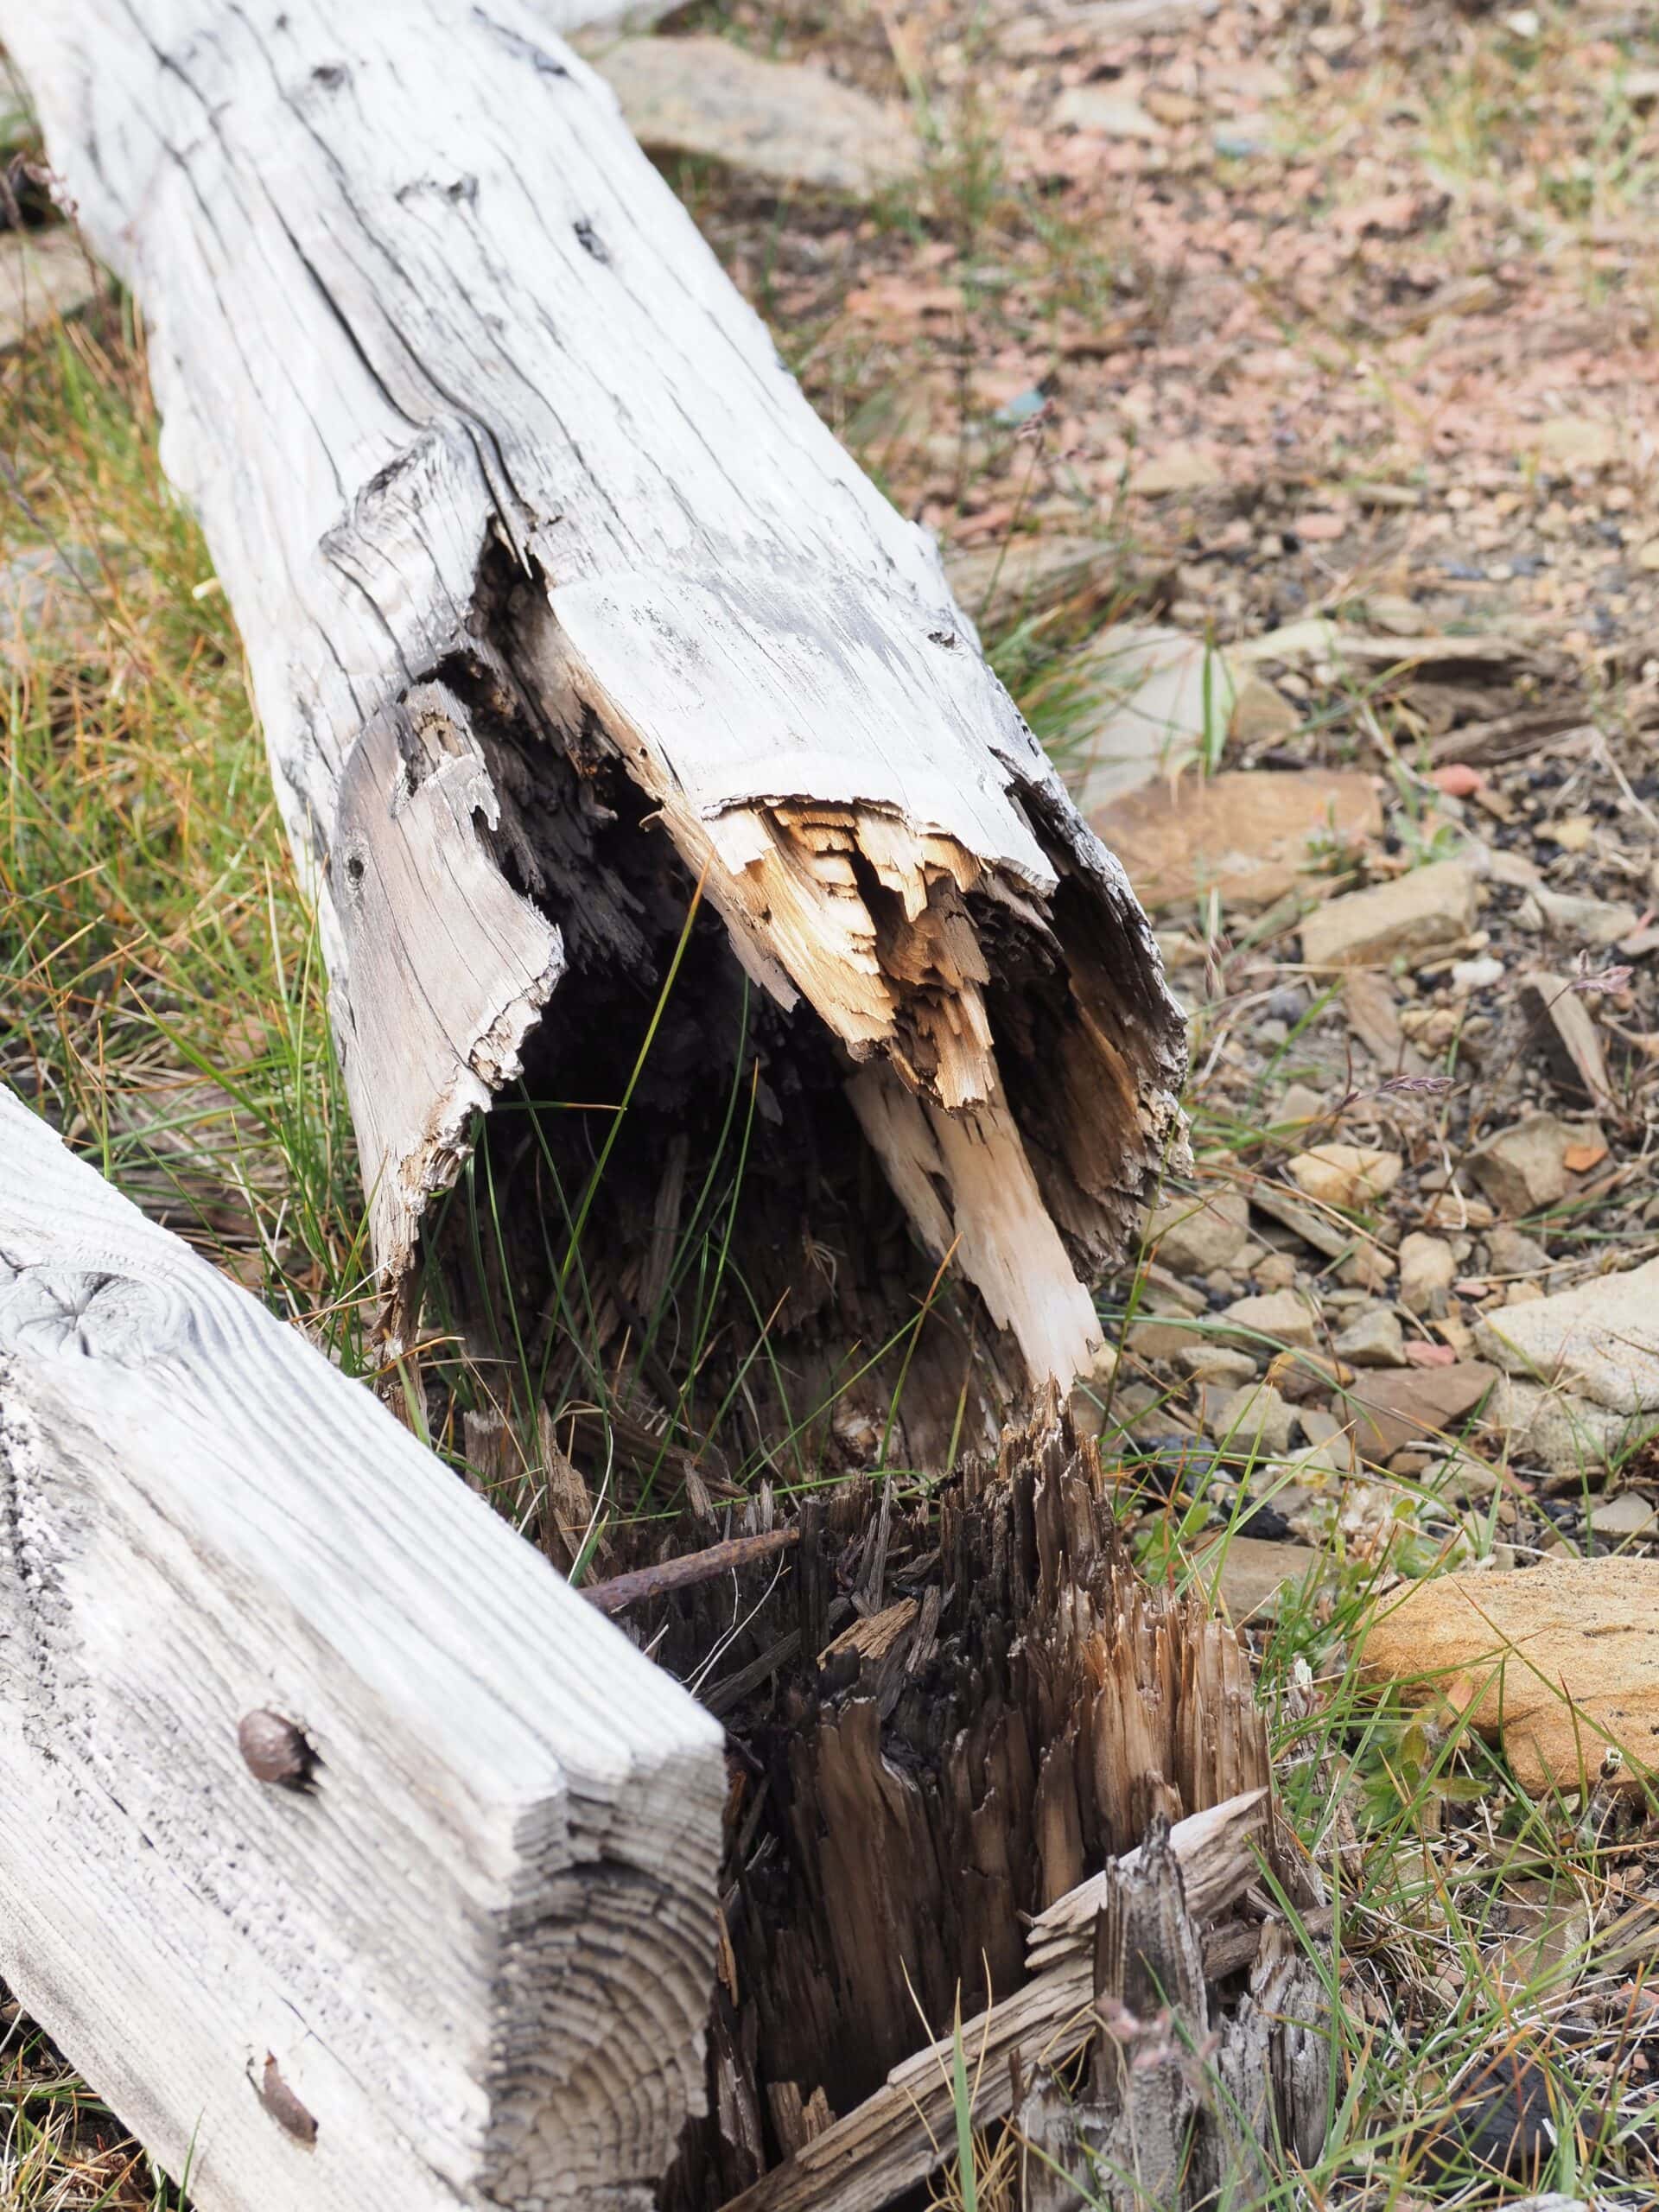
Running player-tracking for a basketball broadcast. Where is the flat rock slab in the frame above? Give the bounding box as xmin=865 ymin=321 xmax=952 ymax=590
xmin=1089 ymin=767 xmax=1381 ymax=912
xmin=1345 ymin=1362 xmax=1498 ymax=1462
xmin=1 ymin=226 xmax=104 ymax=350
xmin=1361 ymin=1558 xmax=1659 ymax=1792
xmin=1068 ymin=626 xmax=1236 ymax=813
xmin=1475 ymin=1258 xmax=1659 ymax=1414
xmin=594 ymin=36 xmax=921 ymax=195
xmin=944 ymin=534 xmax=1120 ymax=626
xmin=1299 ymin=857 xmax=1477 ymax=968
xmin=1194 ymin=1533 xmax=1328 ymax=1624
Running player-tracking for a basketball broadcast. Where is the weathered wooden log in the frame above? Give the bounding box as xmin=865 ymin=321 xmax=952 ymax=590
xmin=0 ymin=1088 xmax=725 ymax=2212
xmin=10 ymin=0 xmax=1185 ymax=1433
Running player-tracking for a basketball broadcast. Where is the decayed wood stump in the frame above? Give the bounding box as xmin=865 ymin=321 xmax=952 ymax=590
xmin=11 ymin=0 xmax=1185 ymax=1450
xmin=613 ymin=1402 xmax=1329 ymax=2210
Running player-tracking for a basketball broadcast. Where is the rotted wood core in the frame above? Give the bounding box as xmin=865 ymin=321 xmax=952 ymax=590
xmin=619 ymin=1400 xmax=1325 ymax=2212
xmin=397 ymin=543 xmax=1153 ymax=1476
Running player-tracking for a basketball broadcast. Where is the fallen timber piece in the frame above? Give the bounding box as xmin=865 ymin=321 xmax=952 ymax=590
xmin=0 ymin=1089 xmax=725 ymax=2212
xmin=11 ymin=1 xmax=1185 ymax=1421
xmin=634 ymin=1399 xmax=1328 ymax=2208
xmin=582 ymin=1523 xmax=800 ymax=1612
xmin=717 ymin=1789 xmax=1327 ymax=2212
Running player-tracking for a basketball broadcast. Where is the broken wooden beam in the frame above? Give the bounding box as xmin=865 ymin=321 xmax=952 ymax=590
xmin=10 ymin=1 xmax=1185 ymax=1415
xmin=0 ymin=1087 xmax=725 ymax=2212
xmin=715 ymin=1791 xmax=1295 ymax=2212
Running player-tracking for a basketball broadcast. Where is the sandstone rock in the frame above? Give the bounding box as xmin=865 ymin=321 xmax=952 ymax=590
xmin=1483 ymin=1376 xmax=1643 ymax=1473
xmin=1344 ymin=1362 xmax=1499 ymax=1461
xmin=1299 ymin=858 xmax=1478 ymax=969
xmin=1251 ymin=1251 xmax=1300 ymax=1290
xmin=944 ymin=534 xmax=1118 ymax=625
xmin=1128 ymin=444 xmax=1224 ymax=496
xmin=1274 ymin=1083 xmax=1325 ymax=1128
xmin=1589 ymin=1491 xmax=1659 ymax=1540
xmin=597 ymin=36 xmax=922 ymax=195
xmin=1230 ymin=676 xmax=1300 ymax=746
xmin=1516 ymin=884 xmax=1638 ymax=949
xmin=1175 ymin=1343 xmax=1259 ymax=1387
xmin=1475 ymin=1259 xmax=1659 ymax=1414
xmin=1052 ymin=86 xmax=1166 ymax=141
xmin=1399 ymin=1232 xmax=1456 ymax=1317
xmin=1194 ymin=1533 xmax=1329 ymax=1624
xmin=1 ymin=226 xmax=104 ymax=352
xmin=1529 ymin=416 xmax=1618 ymax=471
xmin=1334 ymin=1305 xmax=1407 ymax=1367
xmin=1485 ymin=1225 xmax=1552 ymax=1278
xmin=1070 ymin=626 xmax=1236 ymax=811
xmin=1220 ymin=1287 xmax=1319 ymax=1350
xmin=1210 ymin=1382 xmax=1299 ymax=1454
xmin=1287 ymin=1143 xmax=1402 ymax=1210
xmin=1088 ymin=767 xmax=1380 ymax=913
xmin=1469 ymin=1115 xmax=1589 ymax=1217
xmin=1360 ymin=1557 xmax=1659 ymax=1791
xmin=1145 ymin=1184 xmax=1250 ymax=1273
xmin=1127 ymin=1310 xmax=1198 ymax=1360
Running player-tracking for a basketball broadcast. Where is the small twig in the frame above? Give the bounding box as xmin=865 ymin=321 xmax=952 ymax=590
xmin=580 ymin=1526 xmax=800 ymax=1616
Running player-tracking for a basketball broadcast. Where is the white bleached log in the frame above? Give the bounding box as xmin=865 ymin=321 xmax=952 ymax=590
xmin=9 ymin=0 xmax=1184 ymax=1394
xmin=0 ymin=1087 xmax=725 ymax=2212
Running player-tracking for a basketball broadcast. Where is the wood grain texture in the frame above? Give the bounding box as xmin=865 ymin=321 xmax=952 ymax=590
xmin=715 ymin=1793 xmax=1269 ymax=2212
xmin=0 ymin=1088 xmax=725 ymax=2212
xmin=9 ymin=0 xmax=1184 ymax=1387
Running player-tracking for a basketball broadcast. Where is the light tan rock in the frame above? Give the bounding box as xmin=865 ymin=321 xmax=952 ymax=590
xmin=1089 ymin=768 xmax=1381 ymax=913
xmin=1590 ymin=1491 xmax=1659 ymax=1540
xmin=1399 ymin=1232 xmax=1456 ymax=1317
xmin=1230 ymin=676 xmax=1300 ymax=747
xmin=1052 ymin=86 xmax=1166 ymax=141
xmin=1475 ymin=1258 xmax=1659 ymax=1414
xmin=1468 ymin=1115 xmax=1584 ymax=1216
xmin=1360 ymin=1558 xmax=1659 ymax=1791
xmin=597 ymin=35 xmax=921 ymax=195
xmin=1345 ymin=1363 xmax=1500 ymax=1461
xmin=1146 ymin=1184 xmax=1250 ymax=1273
xmin=1210 ymin=1382 xmax=1298 ymax=1453
xmin=0 ymin=226 xmax=103 ymax=352
xmin=1176 ymin=1344 xmax=1259 ymax=1387
xmin=1334 ymin=1305 xmax=1407 ymax=1367
xmin=1194 ymin=1533 xmax=1329 ymax=1624
xmin=1287 ymin=1144 xmax=1402 ymax=1210
xmin=1069 ymin=626 xmax=1236 ymax=810
xmin=1299 ymin=858 xmax=1478 ymax=968
xmin=944 ymin=534 xmax=1118 ymax=625
xmin=1482 ymin=1376 xmax=1643 ymax=1473
xmin=1219 ymin=1287 xmax=1319 ymax=1351
xmin=1128 ymin=444 xmax=1224 ymax=495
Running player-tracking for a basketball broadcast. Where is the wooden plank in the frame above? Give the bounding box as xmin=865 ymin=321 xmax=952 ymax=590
xmin=7 ymin=0 xmax=1185 ymax=1394
xmin=0 ymin=1088 xmax=726 ymax=2212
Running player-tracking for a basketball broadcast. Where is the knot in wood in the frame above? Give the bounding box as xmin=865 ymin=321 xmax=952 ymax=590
xmin=238 ymin=1709 xmax=314 ymax=1788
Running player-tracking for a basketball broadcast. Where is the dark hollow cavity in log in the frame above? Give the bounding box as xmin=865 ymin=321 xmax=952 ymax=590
xmin=388 ymin=541 xmax=1175 ymax=1496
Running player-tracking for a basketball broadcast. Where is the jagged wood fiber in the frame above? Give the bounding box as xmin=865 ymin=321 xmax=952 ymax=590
xmin=0 ymin=1090 xmax=726 ymax=2212
xmin=10 ymin=0 xmax=1185 ymax=1440
xmin=620 ymin=1402 xmax=1325 ymax=2209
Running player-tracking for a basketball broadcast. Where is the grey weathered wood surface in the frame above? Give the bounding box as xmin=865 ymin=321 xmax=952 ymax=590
xmin=0 ymin=1087 xmax=726 ymax=2212
xmin=9 ymin=0 xmax=1184 ymax=1392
